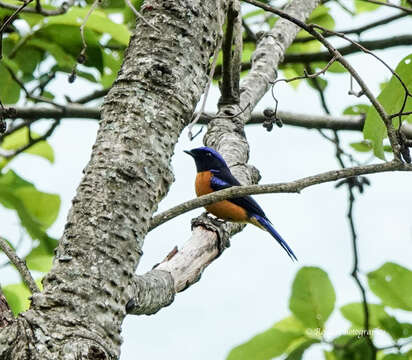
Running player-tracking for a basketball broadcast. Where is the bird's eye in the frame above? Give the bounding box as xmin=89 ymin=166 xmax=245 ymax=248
xmin=206 ymin=153 xmax=212 ymax=157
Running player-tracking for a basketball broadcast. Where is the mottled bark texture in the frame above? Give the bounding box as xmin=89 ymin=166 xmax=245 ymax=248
xmin=0 ymin=290 xmax=12 ymax=329
xmin=0 ymin=0 xmax=225 ymax=359
xmin=130 ymin=0 xmax=321 ymax=315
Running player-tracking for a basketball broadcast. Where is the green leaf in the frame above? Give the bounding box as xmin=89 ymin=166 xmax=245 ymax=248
xmin=101 ymin=49 xmax=122 ymax=88
xmin=28 ymin=38 xmax=76 ymax=69
xmin=368 ymin=262 xmax=412 ymax=311
xmin=243 ymin=9 xmax=265 ymax=20
xmin=312 ymin=61 xmax=346 ymax=74
xmin=2 ymin=282 xmax=31 ymax=315
xmin=226 ymin=328 xmax=302 ymax=360
xmin=354 ymin=0 xmax=382 ymax=13
xmin=287 ymin=40 xmax=321 ymax=55
xmin=295 ymin=5 xmax=334 ymax=44
xmin=282 ymin=68 xmax=301 ymax=89
xmin=0 ymin=169 xmax=32 ymax=188
xmin=273 ymin=316 xmax=306 ymax=335
xmin=364 ymin=54 xmax=412 ymax=159
xmin=324 ymin=350 xmax=337 ymax=360
xmin=25 ymin=237 xmax=58 ymax=272
xmin=0 ymin=63 xmax=21 ymax=104
xmin=308 ymin=5 xmax=335 ymax=30
xmin=289 ymin=267 xmax=336 ymax=329
xmin=285 ymin=338 xmax=320 ymax=360
xmin=13 ymin=46 xmax=43 ymax=75
xmin=340 ymin=302 xmax=412 ymax=340
xmin=36 ymin=24 xmax=103 ymax=72
xmin=1 ymin=127 xmax=54 ymax=163
xmin=343 ymin=104 xmax=370 ymax=116
xmin=122 ymin=0 xmax=144 ymax=24
xmin=0 ymin=170 xmax=60 ymax=240
xmin=382 ymin=355 xmax=409 ymax=360
xmin=44 ymin=7 xmax=130 ymax=45
xmin=379 ymin=315 xmax=412 ymax=340
xmin=307 ymin=76 xmax=328 ymax=91
xmin=2 ymin=279 xmax=42 ymax=315
xmin=332 ymin=335 xmax=373 ymax=360
xmin=242 ymin=42 xmax=255 ymax=64
xmin=350 ymin=141 xmax=372 ymax=152
xmin=15 ymin=187 xmax=60 ymax=229
xmin=340 ymin=302 xmax=388 ymax=329
xmin=399 ymin=323 xmax=412 ymax=338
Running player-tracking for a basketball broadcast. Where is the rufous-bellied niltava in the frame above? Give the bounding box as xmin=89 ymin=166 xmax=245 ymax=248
xmin=184 ymin=146 xmax=297 ymax=261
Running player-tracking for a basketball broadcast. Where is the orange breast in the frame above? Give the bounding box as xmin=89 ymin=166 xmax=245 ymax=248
xmin=195 ymin=171 xmax=248 ymax=223
xmin=205 ymin=200 xmax=248 ymax=222
xmin=195 ymin=171 xmax=214 ymax=196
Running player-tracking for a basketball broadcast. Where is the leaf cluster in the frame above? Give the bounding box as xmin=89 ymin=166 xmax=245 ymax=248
xmin=227 ymin=264 xmax=412 ymax=360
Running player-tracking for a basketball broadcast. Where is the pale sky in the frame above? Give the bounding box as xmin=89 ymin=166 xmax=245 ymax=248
xmin=0 ymin=3 xmax=411 ymax=359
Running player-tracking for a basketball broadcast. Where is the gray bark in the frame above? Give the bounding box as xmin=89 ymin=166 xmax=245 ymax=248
xmin=0 ymin=0 xmax=326 ymax=357
xmin=0 ymin=0 xmax=225 ymax=358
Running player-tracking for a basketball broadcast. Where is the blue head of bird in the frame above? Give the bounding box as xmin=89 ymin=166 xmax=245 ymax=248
xmin=184 ymin=147 xmax=228 ymax=172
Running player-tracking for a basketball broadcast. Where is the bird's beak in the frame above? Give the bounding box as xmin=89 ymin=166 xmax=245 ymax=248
xmin=184 ymin=150 xmax=194 ymax=157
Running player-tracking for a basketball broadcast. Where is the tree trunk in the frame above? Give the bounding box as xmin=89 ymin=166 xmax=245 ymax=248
xmin=0 ymin=0 xmax=224 ymax=358
xmin=0 ymin=0 xmax=321 ymax=358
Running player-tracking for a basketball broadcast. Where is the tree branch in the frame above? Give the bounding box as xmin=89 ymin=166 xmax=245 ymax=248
xmin=359 ymin=0 xmax=412 ymax=14
xmin=126 ymin=270 xmax=174 ymax=315
xmin=2 ymin=105 xmax=412 ymax=139
xmin=1 ymin=119 xmax=60 ymax=159
xmin=149 ymin=160 xmax=412 ymax=231
xmin=347 ymin=187 xmax=376 ymax=356
xmin=0 ymin=0 xmax=74 ymax=16
xmin=244 ymin=0 xmax=403 ymax=159
xmin=219 ymin=0 xmax=241 ymax=105
xmin=214 ymin=34 xmax=412 ymax=73
xmin=294 ymin=13 xmax=409 ymax=43
xmin=0 ymin=237 xmax=39 ymax=294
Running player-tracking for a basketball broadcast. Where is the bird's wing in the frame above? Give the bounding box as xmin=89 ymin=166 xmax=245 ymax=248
xmin=210 ymin=170 xmax=267 ymax=219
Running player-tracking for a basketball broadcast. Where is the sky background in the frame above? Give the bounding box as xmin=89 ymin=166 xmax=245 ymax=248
xmin=1 ymin=2 xmax=411 ymax=359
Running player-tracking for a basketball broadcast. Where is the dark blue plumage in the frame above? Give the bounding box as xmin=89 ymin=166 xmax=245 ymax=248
xmin=184 ymin=146 xmax=297 ymax=261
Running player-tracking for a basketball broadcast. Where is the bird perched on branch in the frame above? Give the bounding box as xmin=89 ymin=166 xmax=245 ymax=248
xmin=184 ymin=146 xmax=297 ymax=261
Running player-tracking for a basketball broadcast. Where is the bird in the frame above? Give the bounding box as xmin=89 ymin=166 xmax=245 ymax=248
xmin=184 ymin=146 xmax=297 ymax=261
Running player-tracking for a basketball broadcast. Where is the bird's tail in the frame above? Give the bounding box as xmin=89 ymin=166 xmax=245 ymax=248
xmin=252 ymin=215 xmax=297 ymax=261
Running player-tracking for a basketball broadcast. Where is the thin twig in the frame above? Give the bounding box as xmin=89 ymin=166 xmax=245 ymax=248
xmin=242 ymin=18 xmax=257 ymax=41
xmin=304 ymin=63 xmax=331 ymax=114
xmin=217 ymin=35 xmax=412 ymax=74
xmin=74 ymin=88 xmax=109 ymax=104
xmin=0 ymin=0 xmax=73 ymax=15
xmin=219 ymin=1 xmax=241 ymax=105
xmin=79 ymin=0 xmax=100 ymax=60
xmin=4 ymin=63 xmax=63 ymax=108
xmin=149 ymin=160 xmax=412 ymax=231
xmin=335 ymin=0 xmax=355 ymax=15
xmin=294 ymin=13 xmax=408 ymax=43
xmin=187 ymin=11 xmax=224 ymax=140
xmin=0 ymin=237 xmax=39 ymax=294
xmin=244 ymin=0 xmax=402 ymax=159
xmin=0 ymin=0 xmax=32 ymax=58
xmin=314 ymin=24 xmax=412 ymax=132
xmin=359 ymin=0 xmax=412 ymax=14
xmin=124 ymin=0 xmax=159 ymax=32
xmin=272 ymin=55 xmax=338 ymax=87
xmin=0 ymin=0 xmax=31 ymax=34
xmin=3 ymin=120 xmax=60 ymax=159
xmin=347 ymin=188 xmax=376 ymax=357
